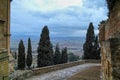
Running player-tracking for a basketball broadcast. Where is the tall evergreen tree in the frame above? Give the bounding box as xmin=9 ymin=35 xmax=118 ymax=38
xmin=86 ymin=22 xmax=95 ymax=43
xmin=61 ymin=47 xmax=68 ymax=64
xmin=26 ymin=38 xmax=32 ymax=69
xmin=14 ymin=51 xmax=17 ymax=59
xmin=83 ymin=22 xmax=95 ymax=59
xmin=37 ymin=25 xmax=53 ymax=67
xmin=93 ymin=36 xmax=101 ymax=59
xmin=18 ymin=40 xmax=25 ymax=70
xmin=54 ymin=43 xmax=61 ymax=65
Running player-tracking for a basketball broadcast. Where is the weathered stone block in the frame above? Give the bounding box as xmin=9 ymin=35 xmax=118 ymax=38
xmin=0 ymin=50 xmax=9 ymax=80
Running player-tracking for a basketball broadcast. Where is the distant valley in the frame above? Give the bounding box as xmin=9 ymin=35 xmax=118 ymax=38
xmin=11 ymin=35 xmax=85 ymax=57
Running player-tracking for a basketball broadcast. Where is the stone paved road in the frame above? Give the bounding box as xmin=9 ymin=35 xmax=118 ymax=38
xmin=26 ymin=63 xmax=100 ymax=80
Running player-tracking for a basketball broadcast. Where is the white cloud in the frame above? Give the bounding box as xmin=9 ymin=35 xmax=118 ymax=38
xmin=11 ymin=0 xmax=108 ymax=37
xmin=71 ymin=29 xmax=99 ymax=37
xmin=21 ymin=0 xmax=83 ymax=12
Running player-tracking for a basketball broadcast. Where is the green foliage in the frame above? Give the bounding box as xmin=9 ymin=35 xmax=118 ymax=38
xmin=14 ymin=51 xmax=17 ymax=59
xmin=83 ymin=22 xmax=95 ymax=59
xmin=106 ymin=0 xmax=116 ymax=11
xmin=68 ymin=52 xmax=79 ymax=62
xmin=54 ymin=43 xmax=61 ymax=65
xmin=37 ymin=25 xmax=54 ymax=67
xmin=106 ymin=0 xmax=117 ymax=16
xmin=83 ymin=22 xmax=100 ymax=59
xmin=86 ymin=22 xmax=95 ymax=43
xmin=18 ymin=40 xmax=25 ymax=70
xmin=26 ymin=37 xmax=33 ymax=69
xmin=60 ymin=47 xmax=68 ymax=64
xmin=92 ymin=36 xmax=101 ymax=59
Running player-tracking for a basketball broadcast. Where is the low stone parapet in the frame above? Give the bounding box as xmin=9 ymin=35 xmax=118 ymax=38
xmin=32 ymin=60 xmax=85 ymax=75
xmin=12 ymin=60 xmax=100 ymax=80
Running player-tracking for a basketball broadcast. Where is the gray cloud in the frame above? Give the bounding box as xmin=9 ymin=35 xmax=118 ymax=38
xmin=11 ymin=0 xmax=108 ymax=37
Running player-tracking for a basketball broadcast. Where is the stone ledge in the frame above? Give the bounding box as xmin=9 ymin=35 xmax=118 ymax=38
xmin=11 ymin=60 xmax=100 ymax=80
xmin=0 ymin=49 xmax=9 ymax=60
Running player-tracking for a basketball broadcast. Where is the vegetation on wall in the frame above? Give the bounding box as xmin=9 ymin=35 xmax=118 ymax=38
xmin=106 ymin=0 xmax=116 ymax=11
xmin=106 ymin=0 xmax=118 ymax=16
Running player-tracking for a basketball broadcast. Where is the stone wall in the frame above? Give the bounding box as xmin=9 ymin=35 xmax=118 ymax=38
xmin=99 ymin=0 xmax=120 ymax=80
xmin=0 ymin=0 xmax=11 ymax=52
xmin=0 ymin=1 xmax=11 ymax=76
xmin=110 ymin=38 xmax=120 ymax=80
xmin=0 ymin=50 xmax=9 ymax=80
xmin=0 ymin=0 xmax=14 ymax=75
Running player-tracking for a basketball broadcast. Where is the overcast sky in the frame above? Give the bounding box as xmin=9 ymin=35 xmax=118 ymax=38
xmin=11 ymin=0 xmax=108 ymax=37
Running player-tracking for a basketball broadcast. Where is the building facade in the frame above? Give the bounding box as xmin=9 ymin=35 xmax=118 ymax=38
xmin=0 ymin=0 xmax=11 ymax=79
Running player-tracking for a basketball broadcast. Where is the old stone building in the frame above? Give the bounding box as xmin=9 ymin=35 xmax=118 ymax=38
xmin=99 ymin=0 xmax=120 ymax=80
xmin=0 ymin=0 xmax=12 ymax=79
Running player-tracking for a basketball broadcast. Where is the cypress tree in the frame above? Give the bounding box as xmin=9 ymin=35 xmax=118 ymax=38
xmin=93 ymin=36 xmax=101 ymax=59
xmin=83 ymin=22 xmax=95 ymax=59
xmin=86 ymin=22 xmax=95 ymax=43
xmin=26 ymin=37 xmax=32 ymax=69
xmin=18 ymin=40 xmax=25 ymax=70
xmin=37 ymin=25 xmax=53 ymax=67
xmin=61 ymin=47 xmax=68 ymax=64
xmin=54 ymin=43 xmax=61 ymax=64
xmin=14 ymin=51 xmax=17 ymax=59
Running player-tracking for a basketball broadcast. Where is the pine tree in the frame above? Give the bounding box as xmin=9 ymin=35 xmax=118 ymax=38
xmin=26 ymin=38 xmax=32 ymax=69
xmin=18 ymin=40 xmax=25 ymax=70
xmin=61 ymin=47 xmax=68 ymax=64
xmin=37 ymin=25 xmax=53 ymax=67
xmin=54 ymin=43 xmax=61 ymax=64
xmin=83 ymin=22 xmax=95 ymax=59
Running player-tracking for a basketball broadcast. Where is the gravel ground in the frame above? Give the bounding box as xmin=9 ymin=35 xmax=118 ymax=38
xmin=67 ymin=66 xmax=101 ymax=80
xmin=26 ymin=63 xmax=100 ymax=80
